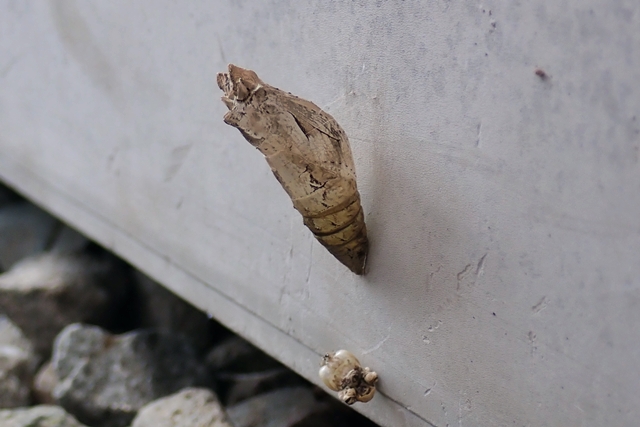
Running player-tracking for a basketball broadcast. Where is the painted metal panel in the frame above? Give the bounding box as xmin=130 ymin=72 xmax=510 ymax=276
xmin=1 ymin=1 xmax=639 ymax=426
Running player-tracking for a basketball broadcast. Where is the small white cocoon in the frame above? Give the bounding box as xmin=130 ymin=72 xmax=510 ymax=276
xmin=319 ymin=349 xmax=360 ymax=391
xmin=318 ymin=349 xmax=378 ymax=405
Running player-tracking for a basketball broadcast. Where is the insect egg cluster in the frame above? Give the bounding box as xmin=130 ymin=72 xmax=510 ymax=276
xmin=318 ymin=349 xmax=378 ymax=405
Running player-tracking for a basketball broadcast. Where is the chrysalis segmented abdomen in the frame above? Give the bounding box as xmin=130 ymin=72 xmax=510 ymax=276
xmin=217 ymin=64 xmax=369 ymax=275
xmin=296 ymin=189 xmax=368 ymax=275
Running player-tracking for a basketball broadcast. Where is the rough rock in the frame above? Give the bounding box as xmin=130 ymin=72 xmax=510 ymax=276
xmin=134 ymin=271 xmax=214 ymax=353
xmin=131 ymin=388 xmax=234 ymax=427
xmin=33 ymin=361 xmax=58 ymax=404
xmin=0 ymin=202 xmax=58 ymax=271
xmin=0 ymin=315 xmax=38 ymax=408
xmin=51 ymin=324 xmax=209 ymax=427
xmin=226 ymin=387 xmax=330 ymax=427
xmin=0 ymin=253 xmax=127 ymax=355
xmin=0 ymin=405 xmax=89 ymax=427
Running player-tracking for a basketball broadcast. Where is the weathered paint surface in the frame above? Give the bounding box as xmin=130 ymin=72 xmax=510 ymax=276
xmin=1 ymin=1 xmax=639 ymax=426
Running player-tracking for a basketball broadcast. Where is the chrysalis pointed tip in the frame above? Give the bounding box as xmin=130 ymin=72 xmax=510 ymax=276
xmin=334 ymin=239 xmax=368 ymax=275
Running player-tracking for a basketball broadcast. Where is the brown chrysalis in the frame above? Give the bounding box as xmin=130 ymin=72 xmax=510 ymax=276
xmin=217 ymin=64 xmax=368 ymax=274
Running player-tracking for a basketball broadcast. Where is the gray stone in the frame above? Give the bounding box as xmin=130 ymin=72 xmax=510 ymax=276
xmin=0 ymin=315 xmax=35 ymax=355
xmin=51 ymin=324 xmax=209 ymax=427
xmin=226 ymin=387 xmax=329 ymax=427
xmin=134 ymin=271 xmax=214 ymax=353
xmin=0 ymin=405 xmax=89 ymax=427
xmin=131 ymin=388 xmax=234 ymax=427
xmin=0 ymin=202 xmax=58 ymax=271
xmin=0 ymin=253 xmax=127 ymax=355
xmin=0 ymin=315 xmax=38 ymax=408
xmin=33 ymin=361 xmax=58 ymax=405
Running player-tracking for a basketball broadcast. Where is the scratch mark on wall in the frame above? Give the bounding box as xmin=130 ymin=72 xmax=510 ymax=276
xmin=277 ymin=282 xmax=287 ymax=305
xmin=51 ymin=0 xmax=123 ymax=107
xmin=0 ymin=55 xmax=22 ymax=79
xmin=305 ymin=241 xmax=313 ymax=285
xmin=322 ymin=93 xmax=347 ymax=111
xmin=475 ymin=122 xmax=482 ymax=147
xmin=363 ymin=331 xmax=391 ymax=355
xmin=427 ymin=320 xmax=442 ymax=332
xmin=106 ymin=148 xmax=119 ymax=171
xmin=457 ymin=395 xmax=472 ymax=426
xmin=426 ymin=265 xmax=442 ymax=292
xmin=531 ymin=296 xmax=548 ymax=314
xmin=441 ymin=401 xmax=447 ymax=418
xmin=216 ymin=34 xmax=227 ymax=64
xmin=430 ymin=265 xmax=442 ymax=279
xmin=457 ymin=254 xmax=487 ymax=291
xmin=164 ymin=144 xmax=193 ymax=182
xmin=528 ymin=330 xmax=537 ymax=356
xmin=456 ymin=264 xmax=473 ymax=290
xmin=476 ymin=253 xmax=487 ymax=276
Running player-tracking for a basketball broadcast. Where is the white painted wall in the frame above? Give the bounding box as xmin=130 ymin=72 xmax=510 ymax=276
xmin=1 ymin=1 xmax=639 ymax=426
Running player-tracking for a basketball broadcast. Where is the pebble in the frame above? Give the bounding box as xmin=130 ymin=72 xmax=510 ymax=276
xmin=51 ymin=323 xmax=210 ymax=427
xmin=0 ymin=315 xmax=38 ymax=408
xmin=0 ymin=253 xmax=127 ymax=355
xmin=131 ymin=388 xmax=234 ymax=427
xmin=0 ymin=405 xmax=88 ymax=427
